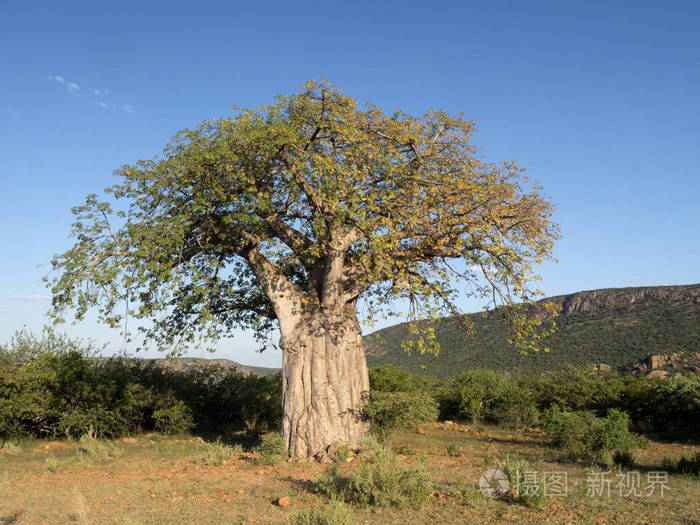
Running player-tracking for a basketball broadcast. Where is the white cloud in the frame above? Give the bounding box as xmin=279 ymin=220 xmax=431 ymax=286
xmin=98 ymin=101 xmax=107 ymax=108
xmin=93 ymin=88 xmax=110 ymax=96
xmin=121 ymin=104 xmax=134 ymax=113
xmin=66 ymin=82 xmax=80 ymax=92
xmin=48 ymin=75 xmax=65 ymax=83
xmin=7 ymin=294 xmax=50 ymax=301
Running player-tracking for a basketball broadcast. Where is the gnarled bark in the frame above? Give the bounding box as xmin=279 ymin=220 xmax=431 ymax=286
xmin=280 ymin=309 xmax=371 ymax=460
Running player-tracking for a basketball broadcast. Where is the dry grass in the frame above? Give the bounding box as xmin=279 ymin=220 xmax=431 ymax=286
xmin=0 ymin=426 xmax=698 ymax=524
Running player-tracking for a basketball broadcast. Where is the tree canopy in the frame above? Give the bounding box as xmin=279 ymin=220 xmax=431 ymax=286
xmin=48 ymin=80 xmax=559 ymax=354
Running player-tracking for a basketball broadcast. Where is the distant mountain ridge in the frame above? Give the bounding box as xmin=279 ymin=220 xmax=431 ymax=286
xmin=550 ymin=285 xmax=700 ymax=315
xmin=364 ymin=284 xmax=700 ymax=378
xmin=97 ymin=356 xmax=280 ymax=377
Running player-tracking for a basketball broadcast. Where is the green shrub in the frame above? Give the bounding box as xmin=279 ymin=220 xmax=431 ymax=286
xmin=317 ymin=442 xmax=431 ymax=508
xmin=502 ymin=454 xmax=544 ymax=508
xmin=622 ymin=375 xmax=700 ymax=437
xmin=612 ymin=450 xmax=635 ymax=469
xmin=0 ymin=329 xmax=282 ymax=440
xmin=289 ymin=500 xmax=351 ymax=525
xmin=524 ymin=366 xmax=625 ymax=413
xmin=661 ymin=456 xmax=675 ymax=471
xmin=541 ymin=407 xmax=642 ymax=463
xmin=496 ymin=396 xmax=540 ymax=431
xmin=364 ymin=391 xmax=438 ymax=431
xmin=334 ymin=445 xmax=350 ymax=463
xmin=58 ymin=407 xmax=126 ymax=438
xmin=439 ymin=369 xmax=538 ymax=427
xmin=369 ymin=366 xmax=440 ymax=394
xmin=253 ymin=432 xmax=287 ymax=465
xmin=153 ymin=399 xmax=195 ymax=435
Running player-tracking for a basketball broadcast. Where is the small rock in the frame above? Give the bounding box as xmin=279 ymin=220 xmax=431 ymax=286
xmin=416 ymin=427 xmax=426 ymax=435
xmin=277 ymin=496 xmax=291 ymax=507
xmin=122 ymin=437 xmax=137 ymax=443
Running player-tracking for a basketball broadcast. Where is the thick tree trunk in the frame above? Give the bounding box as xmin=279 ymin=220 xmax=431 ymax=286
xmin=280 ymin=310 xmax=372 ymax=460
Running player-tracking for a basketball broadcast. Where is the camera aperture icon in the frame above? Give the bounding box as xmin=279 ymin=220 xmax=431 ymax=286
xmin=479 ymin=468 xmax=510 ymax=498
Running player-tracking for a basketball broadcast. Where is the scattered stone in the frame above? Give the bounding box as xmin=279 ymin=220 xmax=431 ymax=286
xmin=277 ymin=496 xmax=291 ymax=507
xmin=122 ymin=437 xmax=138 ymax=444
xmin=416 ymin=427 xmax=426 ymax=435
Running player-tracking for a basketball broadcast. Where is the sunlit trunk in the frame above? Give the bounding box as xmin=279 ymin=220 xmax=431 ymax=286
xmin=280 ymin=310 xmax=372 ymax=460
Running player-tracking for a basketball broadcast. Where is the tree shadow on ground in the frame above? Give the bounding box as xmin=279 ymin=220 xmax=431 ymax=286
xmin=278 ymin=476 xmax=318 ymax=495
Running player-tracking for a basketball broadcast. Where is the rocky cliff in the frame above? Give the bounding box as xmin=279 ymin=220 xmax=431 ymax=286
xmin=548 ymin=284 xmax=700 ymax=316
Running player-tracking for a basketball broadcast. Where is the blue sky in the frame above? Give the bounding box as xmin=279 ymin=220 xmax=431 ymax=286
xmin=1 ymin=0 xmax=698 ymax=367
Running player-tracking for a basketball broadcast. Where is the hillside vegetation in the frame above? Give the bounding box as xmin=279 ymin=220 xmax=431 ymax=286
xmin=364 ymin=284 xmax=700 ymax=377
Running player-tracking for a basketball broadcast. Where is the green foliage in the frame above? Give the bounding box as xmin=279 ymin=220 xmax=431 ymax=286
xmin=253 ymin=432 xmax=287 ymax=465
xmin=289 ymin=500 xmax=351 ymax=525
xmin=446 ymin=442 xmax=459 ymax=457
xmin=0 ymin=329 xmax=281 ymax=440
xmin=439 ymin=369 xmax=538 ymax=428
xmin=622 ymin=375 xmax=700 ymax=436
xmin=364 ymin=391 xmax=438 ymax=431
xmin=48 ymin=79 xmax=558 ymax=365
xmin=369 ymin=365 xmax=440 ymax=394
xmin=612 ymin=450 xmax=635 ymax=469
xmin=152 ymin=399 xmax=194 ymax=435
xmin=334 ymin=445 xmax=350 ymax=463
xmin=541 ymin=407 xmax=643 ymax=464
xmin=502 ymin=454 xmax=544 ymax=509
xmin=317 ymin=442 xmax=431 ymax=508
xmin=524 ymin=366 xmax=625 ymax=412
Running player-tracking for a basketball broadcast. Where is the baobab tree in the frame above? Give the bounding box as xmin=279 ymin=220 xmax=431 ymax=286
xmin=48 ymin=81 xmax=559 ymax=459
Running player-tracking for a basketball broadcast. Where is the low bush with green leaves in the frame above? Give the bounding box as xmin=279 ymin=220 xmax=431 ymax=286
xmin=502 ymin=454 xmax=544 ymax=509
xmin=152 ymin=399 xmax=195 ymax=435
xmin=364 ymin=391 xmax=438 ymax=431
xmin=289 ymin=500 xmax=351 ymax=525
xmin=438 ymin=369 xmax=539 ymax=429
xmin=541 ymin=407 xmax=646 ymax=464
xmin=368 ymin=365 xmax=440 ymax=394
xmin=0 ymin=329 xmax=281 ymax=440
xmin=317 ymin=441 xmax=431 ymax=508
xmin=612 ymin=450 xmax=635 ymax=469
xmin=253 ymin=432 xmax=287 ymax=465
